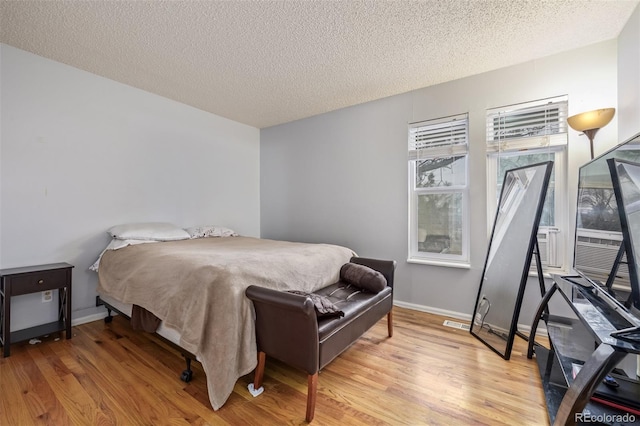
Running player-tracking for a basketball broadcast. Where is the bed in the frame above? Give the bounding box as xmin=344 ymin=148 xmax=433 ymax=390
xmin=94 ymin=228 xmax=356 ymax=411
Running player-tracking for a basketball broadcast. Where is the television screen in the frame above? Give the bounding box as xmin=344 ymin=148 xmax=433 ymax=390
xmin=609 ymin=159 xmax=640 ymax=310
xmin=574 ymin=132 xmax=640 ymax=334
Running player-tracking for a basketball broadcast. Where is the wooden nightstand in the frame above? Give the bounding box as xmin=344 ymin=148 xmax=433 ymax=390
xmin=0 ymin=262 xmax=74 ymax=357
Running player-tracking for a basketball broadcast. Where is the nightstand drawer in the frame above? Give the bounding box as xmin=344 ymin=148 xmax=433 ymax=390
xmin=9 ymin=269 xmax=69 ymax=295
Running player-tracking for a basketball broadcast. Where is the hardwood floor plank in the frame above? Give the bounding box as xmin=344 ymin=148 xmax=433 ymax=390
xmin=1 ymin=353 xmax=46 ymax=425
xmin=95 ymin=323 xmax=211 ymax=423
xmin=30 ymin=344 xmax=109 ymax=425
xmin=54 ymin=336 xmax=153 ymax=424
xmin=8 ymin=350 xmax=48 ymax=420
xmin=1 ymin=307 xmax=550 ymax=425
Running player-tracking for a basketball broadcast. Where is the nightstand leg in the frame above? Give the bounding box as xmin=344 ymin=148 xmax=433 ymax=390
xmin=58 ymin=288 xmax=72 ymax=339
xmin=66 ymin=288 xmax=72 ymax=339
xmin=2 ymin=281 xmax=11 ymax=357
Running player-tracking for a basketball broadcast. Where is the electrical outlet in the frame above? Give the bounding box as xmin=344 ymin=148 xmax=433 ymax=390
xmin=42 ymin=290 xmax=53 ymax=303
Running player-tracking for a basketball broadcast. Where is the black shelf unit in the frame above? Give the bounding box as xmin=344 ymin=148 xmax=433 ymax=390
xmin=529 ymin=275 xmax=640 ymax=425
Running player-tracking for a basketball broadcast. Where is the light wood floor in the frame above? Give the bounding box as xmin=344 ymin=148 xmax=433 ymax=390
xmin=1 ymin=307 xmax=549 ymax=425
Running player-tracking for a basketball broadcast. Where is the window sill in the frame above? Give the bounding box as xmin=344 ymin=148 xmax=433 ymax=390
xmin=407 ymin=258 xmax=471 ymax=269
xmin=529 ymin=267 xmax=569 ymax=280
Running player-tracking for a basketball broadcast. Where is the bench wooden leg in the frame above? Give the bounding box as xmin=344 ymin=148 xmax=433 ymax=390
xmin=306 ymin=372 xmax=318 ymax=422
xmin=254 ymin=351 xmax=266 ymax=389
xmin=387 ymin=309 xmax=393 ymax=337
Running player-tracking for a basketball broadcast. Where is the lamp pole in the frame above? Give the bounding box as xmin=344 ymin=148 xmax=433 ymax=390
xmin=583 ymin=128 xmax=600 ymax=159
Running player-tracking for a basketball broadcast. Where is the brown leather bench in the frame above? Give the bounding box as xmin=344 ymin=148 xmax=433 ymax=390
xmin=245 ymin=257 xmax=395 ymax=422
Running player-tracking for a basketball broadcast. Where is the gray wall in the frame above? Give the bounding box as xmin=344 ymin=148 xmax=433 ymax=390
xmin=0 ymin=45 xmax=261 ymax=330
xmin=619 ymin=3 xmax=640 ymax=141
xmin=261 ymin=40 xmax=620 ymax=322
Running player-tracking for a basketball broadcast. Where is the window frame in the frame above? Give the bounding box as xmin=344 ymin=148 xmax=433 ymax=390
xmin=408 ymin=114 xmax=470 ymax=267
xmin=485 ymin=96 xmax=568 ymax=272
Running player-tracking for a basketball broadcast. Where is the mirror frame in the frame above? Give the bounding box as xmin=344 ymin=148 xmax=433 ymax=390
xmin=470 ymin=161 xmax=553 ymax=359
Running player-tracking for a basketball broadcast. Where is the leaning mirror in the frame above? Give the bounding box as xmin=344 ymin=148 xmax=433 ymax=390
xmin=471 ymin=161 xmax=553 ymax=359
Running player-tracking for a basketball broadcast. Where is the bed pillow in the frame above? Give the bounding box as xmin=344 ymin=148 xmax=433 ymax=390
xmin=108 ymin=222 xmax=190 ymax=241
xmin=339 ymin=263 xmax=387 ymax=293
xmin=185 ymin=225 xmax=238 ymax=239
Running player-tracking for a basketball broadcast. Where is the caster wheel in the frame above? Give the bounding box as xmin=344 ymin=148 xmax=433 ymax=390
xmin=180 ymin=370 xmax=193 ymax=383
xmin=104 ymin=316 xmax=113 ymax=324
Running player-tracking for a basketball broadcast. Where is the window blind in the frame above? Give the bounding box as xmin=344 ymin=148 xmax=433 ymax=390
xmin=486 ymin=96 xmax=568 ymax=152
xmin=408 ymin=114 xmax=468 ymax=160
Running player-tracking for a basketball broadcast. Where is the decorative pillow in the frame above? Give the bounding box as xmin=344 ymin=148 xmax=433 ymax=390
xmin=185 ymin=225 xmax=238 ymax=239
xmin=339 ymin=263 xmax=387 ymax=293
xmin=108 ymin=222 xmax=190 ymax=241
xmin=288 ymin=290 xmax=345 ymax=319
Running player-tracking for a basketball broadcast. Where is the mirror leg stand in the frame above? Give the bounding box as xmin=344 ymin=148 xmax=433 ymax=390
xmin=517 ymin=238 xmax=550 ymax=344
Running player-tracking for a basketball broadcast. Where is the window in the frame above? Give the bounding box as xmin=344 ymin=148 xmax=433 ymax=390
xmin=486 ymin=96 xmax=568 ymax=270
xmin=408 ymin=114 xmax=469 ymax=266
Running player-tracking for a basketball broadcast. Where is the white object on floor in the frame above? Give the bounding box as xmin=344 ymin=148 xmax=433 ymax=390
xmin=247 ymin=383 xmax=264 ymax=397
xmin=29 ymin=338 xmax=42 ymax=345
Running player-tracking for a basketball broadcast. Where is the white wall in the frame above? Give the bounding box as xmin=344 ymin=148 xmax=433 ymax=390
xmin=618 ymin=3 xmax=640 ymax=140
xmin=0 ymin=44 xmax=260 ymax=330
xmin=261 ymin=40 xmax=619 ymax=322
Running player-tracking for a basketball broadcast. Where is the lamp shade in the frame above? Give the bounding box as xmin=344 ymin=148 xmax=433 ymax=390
xmin=567 ymin=108 xmax=615 ymax=132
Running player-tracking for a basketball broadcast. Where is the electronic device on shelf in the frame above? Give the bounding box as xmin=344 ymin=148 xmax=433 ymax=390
xmin=573 ymin=131 xmax=640 ymax=343
xmin=608 ymin=157 xmax=640 ymax=342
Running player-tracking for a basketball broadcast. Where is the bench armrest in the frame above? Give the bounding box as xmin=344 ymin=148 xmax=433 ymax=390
xmin=246 ymin=285 xmax=320 ymax=374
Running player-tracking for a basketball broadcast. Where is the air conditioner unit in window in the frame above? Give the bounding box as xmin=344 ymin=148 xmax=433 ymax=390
xmin=532 ymin=227 xmax=561 ymax=268
xmin=574 ymin=229 xmax=630 ymax=290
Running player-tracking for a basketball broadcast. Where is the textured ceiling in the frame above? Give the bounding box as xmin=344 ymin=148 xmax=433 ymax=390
xmin=1 ymin=1 xmax=638 ymax=128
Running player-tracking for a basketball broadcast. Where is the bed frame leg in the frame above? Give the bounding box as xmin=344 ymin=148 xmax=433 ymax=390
xmin=97 ymin=296 xmax=114 ymax=324
xmin=306 ymin=372 xmax=318 ymax=422
xmin=387 ymin=309 xmax=393 ymax=337
xmin=180 ymin=356 xmax=193 ymax=382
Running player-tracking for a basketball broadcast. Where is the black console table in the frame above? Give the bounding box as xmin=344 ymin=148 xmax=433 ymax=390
xmin=528 ymin=274 xmax=640 ymax=425
xmin=0 ymin=262 xmax=73 ymax=357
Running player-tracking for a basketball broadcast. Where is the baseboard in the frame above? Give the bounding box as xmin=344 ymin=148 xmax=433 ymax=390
xmin=393 ymin=300 xmax=472 ymax=321
xmin=72 ymin=306 xmax=111 ymax=326
xmin=392 ymin=300 xmax=547 ymax=338
xmin=72 ymin=300 xmax=547 ymax=338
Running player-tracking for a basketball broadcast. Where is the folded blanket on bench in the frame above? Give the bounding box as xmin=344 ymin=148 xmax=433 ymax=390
xmin=288 ymin=290 xmax=345 ymax=318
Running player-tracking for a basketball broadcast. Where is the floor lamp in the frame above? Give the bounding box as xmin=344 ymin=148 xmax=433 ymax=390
xmin=567 ymin=108 xmax=615 ymax=159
